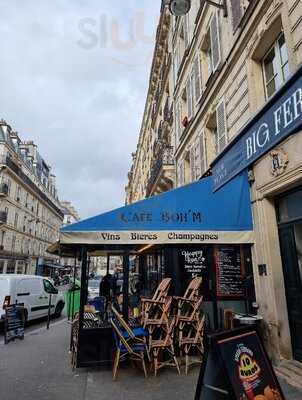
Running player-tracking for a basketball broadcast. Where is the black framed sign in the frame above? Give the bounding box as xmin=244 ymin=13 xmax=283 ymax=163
xmin=215 ymin=245 xmax=245 ymax=299
xmin=195 ymin=326 xmax=285 ymax=400
xmin=4 ymin=304 xmax=25 ymax=344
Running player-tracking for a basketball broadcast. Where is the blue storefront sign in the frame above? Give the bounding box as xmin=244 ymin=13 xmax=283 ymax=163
xmin=212 ymin=66 xmax=302 ymax=191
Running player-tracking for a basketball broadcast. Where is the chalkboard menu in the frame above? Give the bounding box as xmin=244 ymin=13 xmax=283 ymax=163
xmin=4 ymin=305 xmax=25 ymax=344
xmin=215 ymin=245 xmax=244 ymax=299
xmin=195 ymin=327 xmax=285 ymax=400
xmin=179 ymin=246 xmax=211 ymax=299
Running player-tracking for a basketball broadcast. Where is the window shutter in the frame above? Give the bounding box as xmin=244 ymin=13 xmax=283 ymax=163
xmin=175 ymin=101 xmax=180 ymax=143
xmin=193 ymin=54 xmax=202 ymax=102
xmin=216 ymin=100 xmax=227 ymax=154
xmin=173 ymin=50 xmax=178 ymax=87
xmin=210 ymin=11 xmax=221 ymax=72
xmin=183 ymin=15 xmax=189 ymax=48
xmin=190 ymin=146 xmax=195 ymax=181
xmin=178 ymin=159 xmax=185 ymax=187
xmin=230 ymin=0 xmax=243 ymax=30
xmin=199 ymin=131 xmax=206 ymax=176
xmin=194 ymin=138 xmax=201 ymax=179
xmin=186 ymin=78 xmax=193 ymax=119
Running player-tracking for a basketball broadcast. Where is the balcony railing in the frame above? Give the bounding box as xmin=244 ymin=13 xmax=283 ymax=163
xmin=0 ymin=183 xmax=9 ymax=196
xmin=0 ymin=211 xmax=8 ymax=224
xmin=147 ymin=145 xmax=174 ymax=196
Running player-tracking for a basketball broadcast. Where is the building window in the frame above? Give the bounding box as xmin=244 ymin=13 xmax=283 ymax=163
xmin=0 ymin=260 xmax=4 ymax=274
xmin=15 ymin=186 xmax=21 ymax=202
xmin=6 ymin=260 xmax=15 ymax=274
xmin=17 ymin=261 xmax=24 ymax=274
xmin=0 ymin=230 xmax=5 ymax=250
xmin=14 ymin=213 xmax=19 ymax=229
xmin=263 ymin=32 xmax=289 ymax=99
xmin=25 ymin=192 xmax=29 ymax=208
xmin=11 ymin=235 xmax=16 ymax=252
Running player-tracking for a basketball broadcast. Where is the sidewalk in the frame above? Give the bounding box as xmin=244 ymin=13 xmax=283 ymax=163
xmin=0 ymin=320 xmax=301 ymax=400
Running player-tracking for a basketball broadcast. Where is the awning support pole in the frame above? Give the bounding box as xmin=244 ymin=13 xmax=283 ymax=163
xmin=79 ymin=247 xmax=88 ymax=331
xmin=122 ymin=250 xmax=130 ymax=322
xmin=106 ymin=254 xmax=110 ymax=275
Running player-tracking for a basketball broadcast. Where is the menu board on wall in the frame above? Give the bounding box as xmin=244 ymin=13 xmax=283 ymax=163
xmin=215 ymin=245 xmax=245 ymax=299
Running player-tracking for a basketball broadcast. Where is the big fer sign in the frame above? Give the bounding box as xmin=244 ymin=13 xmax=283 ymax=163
xmin=195 ymin=327 xmax=285 ymax=400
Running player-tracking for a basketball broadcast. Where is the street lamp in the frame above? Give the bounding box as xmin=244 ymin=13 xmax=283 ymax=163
xmin=164 ymin=0 xmax=191 ymax=16
xmin=165 ymin=0 xmax=228 ymax=17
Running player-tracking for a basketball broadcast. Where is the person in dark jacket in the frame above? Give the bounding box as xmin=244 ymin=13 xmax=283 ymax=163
xmin=99 ymin=274 xmax=111 ymax=303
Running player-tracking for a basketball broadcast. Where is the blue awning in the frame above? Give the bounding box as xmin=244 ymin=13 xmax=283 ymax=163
xmin=60 ymin=172 xmax=254 ymax=245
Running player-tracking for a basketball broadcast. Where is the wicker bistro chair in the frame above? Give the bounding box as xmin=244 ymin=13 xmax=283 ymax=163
xmin=141 ymin=278 xmax=171 ymax=321
xmin=176 ymin=295 xmax=204 ymax=328
xmin=111 ymin=316 xmax=149 ymax=380
xmin=150 ymin=316 xmax=181 ymax=377
xmin=174 ymin=278 xmax=203 ymax=320
xmin=111 ymin=306 xmax=150 ymax=359
xmin=143 ymin=296 xmax=173 ymax=348
xmin=179 ymin=315 xmax=205 ymax=375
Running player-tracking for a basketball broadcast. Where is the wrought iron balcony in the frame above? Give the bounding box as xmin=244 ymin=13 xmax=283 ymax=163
xmin=146 ymin=145 xmax=174 ymax=197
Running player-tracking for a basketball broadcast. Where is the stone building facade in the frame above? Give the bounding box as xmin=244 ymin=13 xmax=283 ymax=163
xmin=0 ymin=119 xmax=63 ymax=275
xmin=60 ymin=201 xmax=80 ymax=227
xmin=126 ymin=1 xmax=302 ymax=364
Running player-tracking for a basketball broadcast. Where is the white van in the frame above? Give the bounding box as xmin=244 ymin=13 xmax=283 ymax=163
xmin=0 ymin=275 xmax=65 ymax=323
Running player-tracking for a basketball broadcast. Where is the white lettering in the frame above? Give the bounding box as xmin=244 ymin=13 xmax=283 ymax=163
xmin=256 ymin=123 xmax=270 ymax=148
xmin=283 ymin=98 xmax=293 ymax=128
xmin=274 ymin=106 xmax=282 ymax=135
xmin=293 ymin=88 xmax=302 ymax=120
xmin=246 ymin=137 xmax=254 ymax=159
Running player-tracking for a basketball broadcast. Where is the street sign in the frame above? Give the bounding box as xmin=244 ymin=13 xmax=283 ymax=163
xmin=4 ymin=304 xmax=25 ymax=344
xmin=195 ymin=326 xmax=285 ymax=400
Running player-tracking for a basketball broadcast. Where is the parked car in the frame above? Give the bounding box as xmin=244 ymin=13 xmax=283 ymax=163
xmin=0 ymin=275 xmax=65 ymax=324
xmin=88 ymin=279 xmax=100 ymax=300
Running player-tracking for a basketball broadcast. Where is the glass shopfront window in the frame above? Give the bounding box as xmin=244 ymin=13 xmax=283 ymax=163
xmin=6 ymin=260 xmax=15 ymax=274
xmin=277 ymin=187 xmax=302 ymax=223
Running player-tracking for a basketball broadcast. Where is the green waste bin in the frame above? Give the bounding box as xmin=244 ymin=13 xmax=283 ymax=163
xmin=63 ymin=280 xmax=81 ymax=319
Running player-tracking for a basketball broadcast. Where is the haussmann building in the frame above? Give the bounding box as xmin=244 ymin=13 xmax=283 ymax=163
xmin=125 ymin=0 xmax=302 ymax=367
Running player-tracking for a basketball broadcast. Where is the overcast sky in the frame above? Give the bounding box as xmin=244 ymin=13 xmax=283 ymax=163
xmin=0 ymin=1 xmax=160 ymax=219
